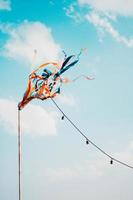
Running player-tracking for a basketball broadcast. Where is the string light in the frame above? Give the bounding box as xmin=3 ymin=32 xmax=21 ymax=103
xmin=61 ymin=115 xmax=65 ymax=120
xmin=51 ymin=98 xmax=133 ymax=170
xmin=110 ymin=159 xmax=113 ymax=165
xmin=86 ymin=140 xmax=89 ymax=145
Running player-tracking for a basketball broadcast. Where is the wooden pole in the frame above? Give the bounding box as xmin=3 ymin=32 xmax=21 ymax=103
xmin=18 ymin=109 xmax=21 ymax=200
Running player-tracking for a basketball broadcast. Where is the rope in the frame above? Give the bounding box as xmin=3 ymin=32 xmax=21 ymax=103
xmin=51 ymin=98 xmax=133 ymax=170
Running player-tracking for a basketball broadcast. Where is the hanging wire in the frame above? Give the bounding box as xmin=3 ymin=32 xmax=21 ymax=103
xmin=51 ymin=98 xmax=133 ymax=170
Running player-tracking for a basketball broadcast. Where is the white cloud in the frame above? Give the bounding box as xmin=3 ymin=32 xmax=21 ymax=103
xmin=0 ymin=21 xmax=61 ymax=66
xmin=129 ymin=140 xmax=133 ymax=150
xmin=43 ymin=167 xmax=78 ymax=182
xmin=64 ymin=2 xmax=133 ymax=47
xmin=41 ymin=148 xmax=133 ymax=183
xmin=42 ymin=161 xmax=106 ymax=183
xmin=57 ymin=93 xmax=76 ymax=107
xmin=0 ymin=0 xmax=11 ymax=11
xmin=0 ymin=98 xmax=58 ymax=136
xmin=78 ymin=0 xmax=133 ymax=16
xmin=113 ymin=150 xmax=133 ymax=169
xmin=64 ymin=3 xmax=82 ymax=23
xmin=86 ymin=12 xmax=133 ymax=47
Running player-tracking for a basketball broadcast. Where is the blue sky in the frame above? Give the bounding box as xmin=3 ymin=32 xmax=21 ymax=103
xmin=0 ymin=0 xmax=133 ymax=200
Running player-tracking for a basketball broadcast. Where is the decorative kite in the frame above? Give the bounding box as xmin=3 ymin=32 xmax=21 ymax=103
xmin=18 ymin=50 xmax=93 ymax=110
